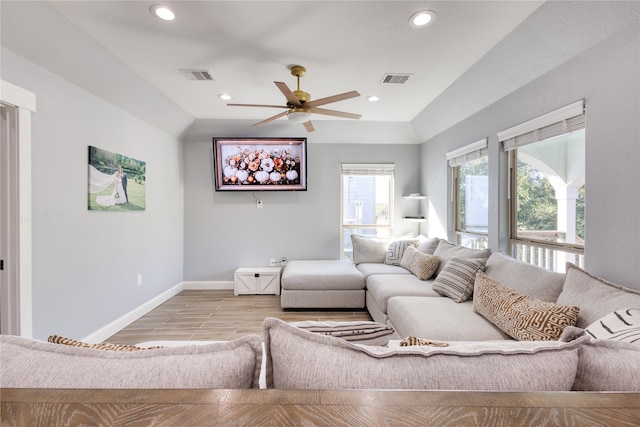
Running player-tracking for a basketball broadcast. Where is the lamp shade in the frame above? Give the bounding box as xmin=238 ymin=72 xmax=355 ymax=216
xmin=288 ymin=109 xmax=311 ymax=123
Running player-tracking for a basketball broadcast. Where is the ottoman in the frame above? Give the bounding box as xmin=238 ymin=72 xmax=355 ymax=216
xmin=280 ymin=260 xmax=366 ymax=308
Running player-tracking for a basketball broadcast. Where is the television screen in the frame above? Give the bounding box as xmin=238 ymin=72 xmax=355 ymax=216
xmin=213 ymin=137 xmax=307 ymax=191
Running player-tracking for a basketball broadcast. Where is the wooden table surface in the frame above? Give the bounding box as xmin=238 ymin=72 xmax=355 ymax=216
xmin=2 ymin=388 xmax=639 ymax=426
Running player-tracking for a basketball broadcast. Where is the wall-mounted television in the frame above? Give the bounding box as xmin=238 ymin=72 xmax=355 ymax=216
xmin=213 ymin=137 xmax=307 ymax=191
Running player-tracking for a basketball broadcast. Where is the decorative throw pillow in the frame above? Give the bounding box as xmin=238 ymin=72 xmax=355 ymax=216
xmin=432 ymin=257 xmax=486 ymax=302
xmin=351 ymin=234 xmax=388 ymax=264
xmin=400 ymin=246 xmax=440 ymax=280
xmin=585 ymin=308 xmax=640 ymax=345
xmin=290 ymin=320 xmax=394 ymax=346
xmin=473 ymin=271 xmax=580 ymax=341
xmin=384 ymin=239 xmax=417 ymax=266
xmin=399 ymin=336 xmax=449 ymax=347
xmin=48 ymin=335 xmax=164 ymax=351
xmin=432 ymin=240 xmax=491 ymax=275
xmin=415 ymin=237 xmax=440 ymax=255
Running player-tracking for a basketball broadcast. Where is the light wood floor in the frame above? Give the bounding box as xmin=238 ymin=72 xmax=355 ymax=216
xmin=106 ymin=290 xmax=372 ymax=345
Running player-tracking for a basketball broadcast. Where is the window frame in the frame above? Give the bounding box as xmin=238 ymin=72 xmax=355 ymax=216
xmin=339 ymin=164 xmax=394 ymax=260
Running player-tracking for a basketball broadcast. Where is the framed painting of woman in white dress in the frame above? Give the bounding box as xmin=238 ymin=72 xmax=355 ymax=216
xmin=88 ymin=146 xmax=146 ymax=211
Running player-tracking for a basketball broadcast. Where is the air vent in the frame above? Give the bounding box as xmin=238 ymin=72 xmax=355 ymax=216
xmin=380 ymin=73 xmax=413 ymax=84
xmin=180 ymin=69 xmax=215 ymax=81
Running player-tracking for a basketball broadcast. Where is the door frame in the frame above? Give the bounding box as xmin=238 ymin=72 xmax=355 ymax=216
xmin=1 ymin=79 xmax=35 ymax=338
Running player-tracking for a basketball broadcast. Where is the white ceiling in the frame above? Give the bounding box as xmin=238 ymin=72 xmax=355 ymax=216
xmin=44 ymin=1 xmax=543 ymax=123
xmin=2 ymin=1 xmax=638 ymax=140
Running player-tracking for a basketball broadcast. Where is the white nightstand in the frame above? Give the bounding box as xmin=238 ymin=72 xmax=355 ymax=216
xmin=234 ymin=266 xmax=282 ymax=296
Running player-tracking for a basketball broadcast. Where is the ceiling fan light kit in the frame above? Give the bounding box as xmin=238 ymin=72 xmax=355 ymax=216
xmin=227 ymin=65 xmax=361 ymax=132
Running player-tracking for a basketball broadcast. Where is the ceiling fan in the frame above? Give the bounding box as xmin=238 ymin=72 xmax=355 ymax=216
xmin=227 ymin=65 xmax=361 ymax=132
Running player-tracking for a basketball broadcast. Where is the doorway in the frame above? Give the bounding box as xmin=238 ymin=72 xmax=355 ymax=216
xmin=0 ymin=80 xmax=35 ymax=337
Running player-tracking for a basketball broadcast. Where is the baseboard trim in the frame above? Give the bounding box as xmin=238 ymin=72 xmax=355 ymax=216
xmin=82 ymin=283 xmax=184 ymax=343
xmin=81 ymin=281 xmax=234 ymax=343
xmin=183 ymin=281 xmax=234 ymax=290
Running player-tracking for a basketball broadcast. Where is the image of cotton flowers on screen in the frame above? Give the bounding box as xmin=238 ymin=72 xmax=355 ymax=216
xmin=222 ymin=146 xmax=300 ymax=185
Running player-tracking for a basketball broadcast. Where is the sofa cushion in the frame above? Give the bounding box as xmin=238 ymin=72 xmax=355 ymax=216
xmin=384 ymin=239 xmax=418 ymax=266
xmin=432 ymin=257 xmax=486 ymax=302
xmin=400 ymin=246 xmax=440 ymax=280
xmin=474 ymin=271 xmax=579 ymax=341
xmin=584 ymin=308 xmax=640 ymax=344
xmin=484 ymin=251 xmax=565 ymax=302
xmin=0 ymin=334 xmax=263 ymax=389
xmin=263 ymin=317 xmax=582 ymax=391
xmin=561 ymin=327 xmax=640 ymax=391
xmin=289 ymin=320 xmax=394 ymax=346
xmin=366 ymin=274 xmax=440 ymax=314
xmin=416 ymin=237 xmax=440 ymax=254
xmin=432 ymin=240 xmax=491 ymax=276
xmin=356 ymin=262 xmax=410 ymax=278
xmin=387 ymin=296 xmax=511 ymax=341
xmin=281 ymin=260 xmax=364 ymax=290
xmin=351 ymin=234 xmax=388 ymax=264
xmin=556 ymin=263 xmax=640 ymax=329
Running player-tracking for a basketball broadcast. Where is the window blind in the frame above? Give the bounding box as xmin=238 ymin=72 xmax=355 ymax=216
xmin=446 ymin=138 xmax=488 ymax=167
xmin=499 ymin=100 xmax=585 ymax=151
xmin=341 ymin=163 xmax=395 ymax=175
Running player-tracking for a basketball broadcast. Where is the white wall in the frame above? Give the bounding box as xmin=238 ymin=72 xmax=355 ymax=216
xmin=182 ymin=119 xmax=421 ymax=281
xmin=1 ymin=48 xmax=185 ymax=339
xmin=418 ymin=24 xmax=640 ymax=290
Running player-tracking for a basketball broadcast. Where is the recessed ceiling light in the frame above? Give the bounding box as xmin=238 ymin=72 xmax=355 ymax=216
xmin=367 ymin=96 xmax=380 ymax=102
xmin=409 ymin=10 xmax=436 ymax=28
xmin=150 ymin=4 xmax=175 ymax=21
xmin=218 ymin=94 xmax=232 ymax=101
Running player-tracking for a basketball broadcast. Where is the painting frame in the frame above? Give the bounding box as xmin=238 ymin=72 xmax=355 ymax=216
xmin=213 ymin=137 xmax=307 ymax=191
xmin=87 ymin=146 xmax=146 ymax=211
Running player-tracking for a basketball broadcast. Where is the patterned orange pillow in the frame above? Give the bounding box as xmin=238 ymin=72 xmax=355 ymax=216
xmin=473 ymin=271 xmax=579 ymax=341
xmin=48 ymin=335 xmax=163 ymax=351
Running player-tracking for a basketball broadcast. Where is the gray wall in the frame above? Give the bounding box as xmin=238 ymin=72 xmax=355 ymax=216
xmin=418 ymin=24 xmax=640 ymax=290
xmin=2 ymin=48 xmax=185 ymax=340
xmin=183 ymin=120 xmax=421 ymax=281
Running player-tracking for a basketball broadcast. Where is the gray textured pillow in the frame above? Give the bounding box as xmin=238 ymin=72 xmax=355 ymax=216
xmin=416 ymin=237 xmax=440 ymax=254
xmin=385 ymin=239 xmax=417 ymax=266
xmin=400 ymin=246 xmax=440 ymax=280
xmin=432 ymin=257 xmax=486 ymax=302
xmin=351 ymin=234 xmax=388 ymax=264
xmin=290 ymin=320 xmax=394 ymax=346
xmin=0 ymin=334 xmax=263 ymax=389
xmin=557 ymin=263 xmax=640 ymax=328
xmin=263 ymin=317 xmax=582 ymax=390
xmin=484 ymin=251 xmax=565 ymax=302
xmin=561 ymin=327 xmax=640 ymax=391
xmin=432 ymin=240 xmax=491 ymax=275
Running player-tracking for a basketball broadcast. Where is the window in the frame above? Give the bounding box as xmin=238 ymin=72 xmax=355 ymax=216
xmin=448 ymin=139 xmax=489 ymax=250
xmin=499 ymin=100 xmax=585 ymax=272
xmin=340 ymin=164 xmax=394 ymax=260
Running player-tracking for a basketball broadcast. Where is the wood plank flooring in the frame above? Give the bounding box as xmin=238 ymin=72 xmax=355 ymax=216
xmin=106 ymin=290 xmax=371 ymax=345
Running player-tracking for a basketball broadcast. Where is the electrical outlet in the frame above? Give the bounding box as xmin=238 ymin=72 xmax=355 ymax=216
xmin=257 ymin=200 xmax=263 ymax=208
xmin=137 ymin=274 xmax=143 ymax=286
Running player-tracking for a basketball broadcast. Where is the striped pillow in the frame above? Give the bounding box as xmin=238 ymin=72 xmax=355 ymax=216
xmin=585 ymin=308 xmax=640 ymax=345
xmin=433 ymin=257 xmax=486 ymax=302
xmin=48 ymin=335 xmax=164 ymax=351
xmin=290 ymin=320 xmax=394 ymax=346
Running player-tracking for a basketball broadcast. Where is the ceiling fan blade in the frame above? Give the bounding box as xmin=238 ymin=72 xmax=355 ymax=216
xmin=253 ymin=110 xmax=289 ymax=127
xmin=309 ymin=107 xmax=362 ymax=120
xmin=305 ymin=90 xmax=360 ymax=108
xmin=303 ymin=120 xmax=315 ymax=132
xmin=274 ymin=82 xmax=303 ymax=108
xmin=228 ymin=103 xmax=288 ymax=109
